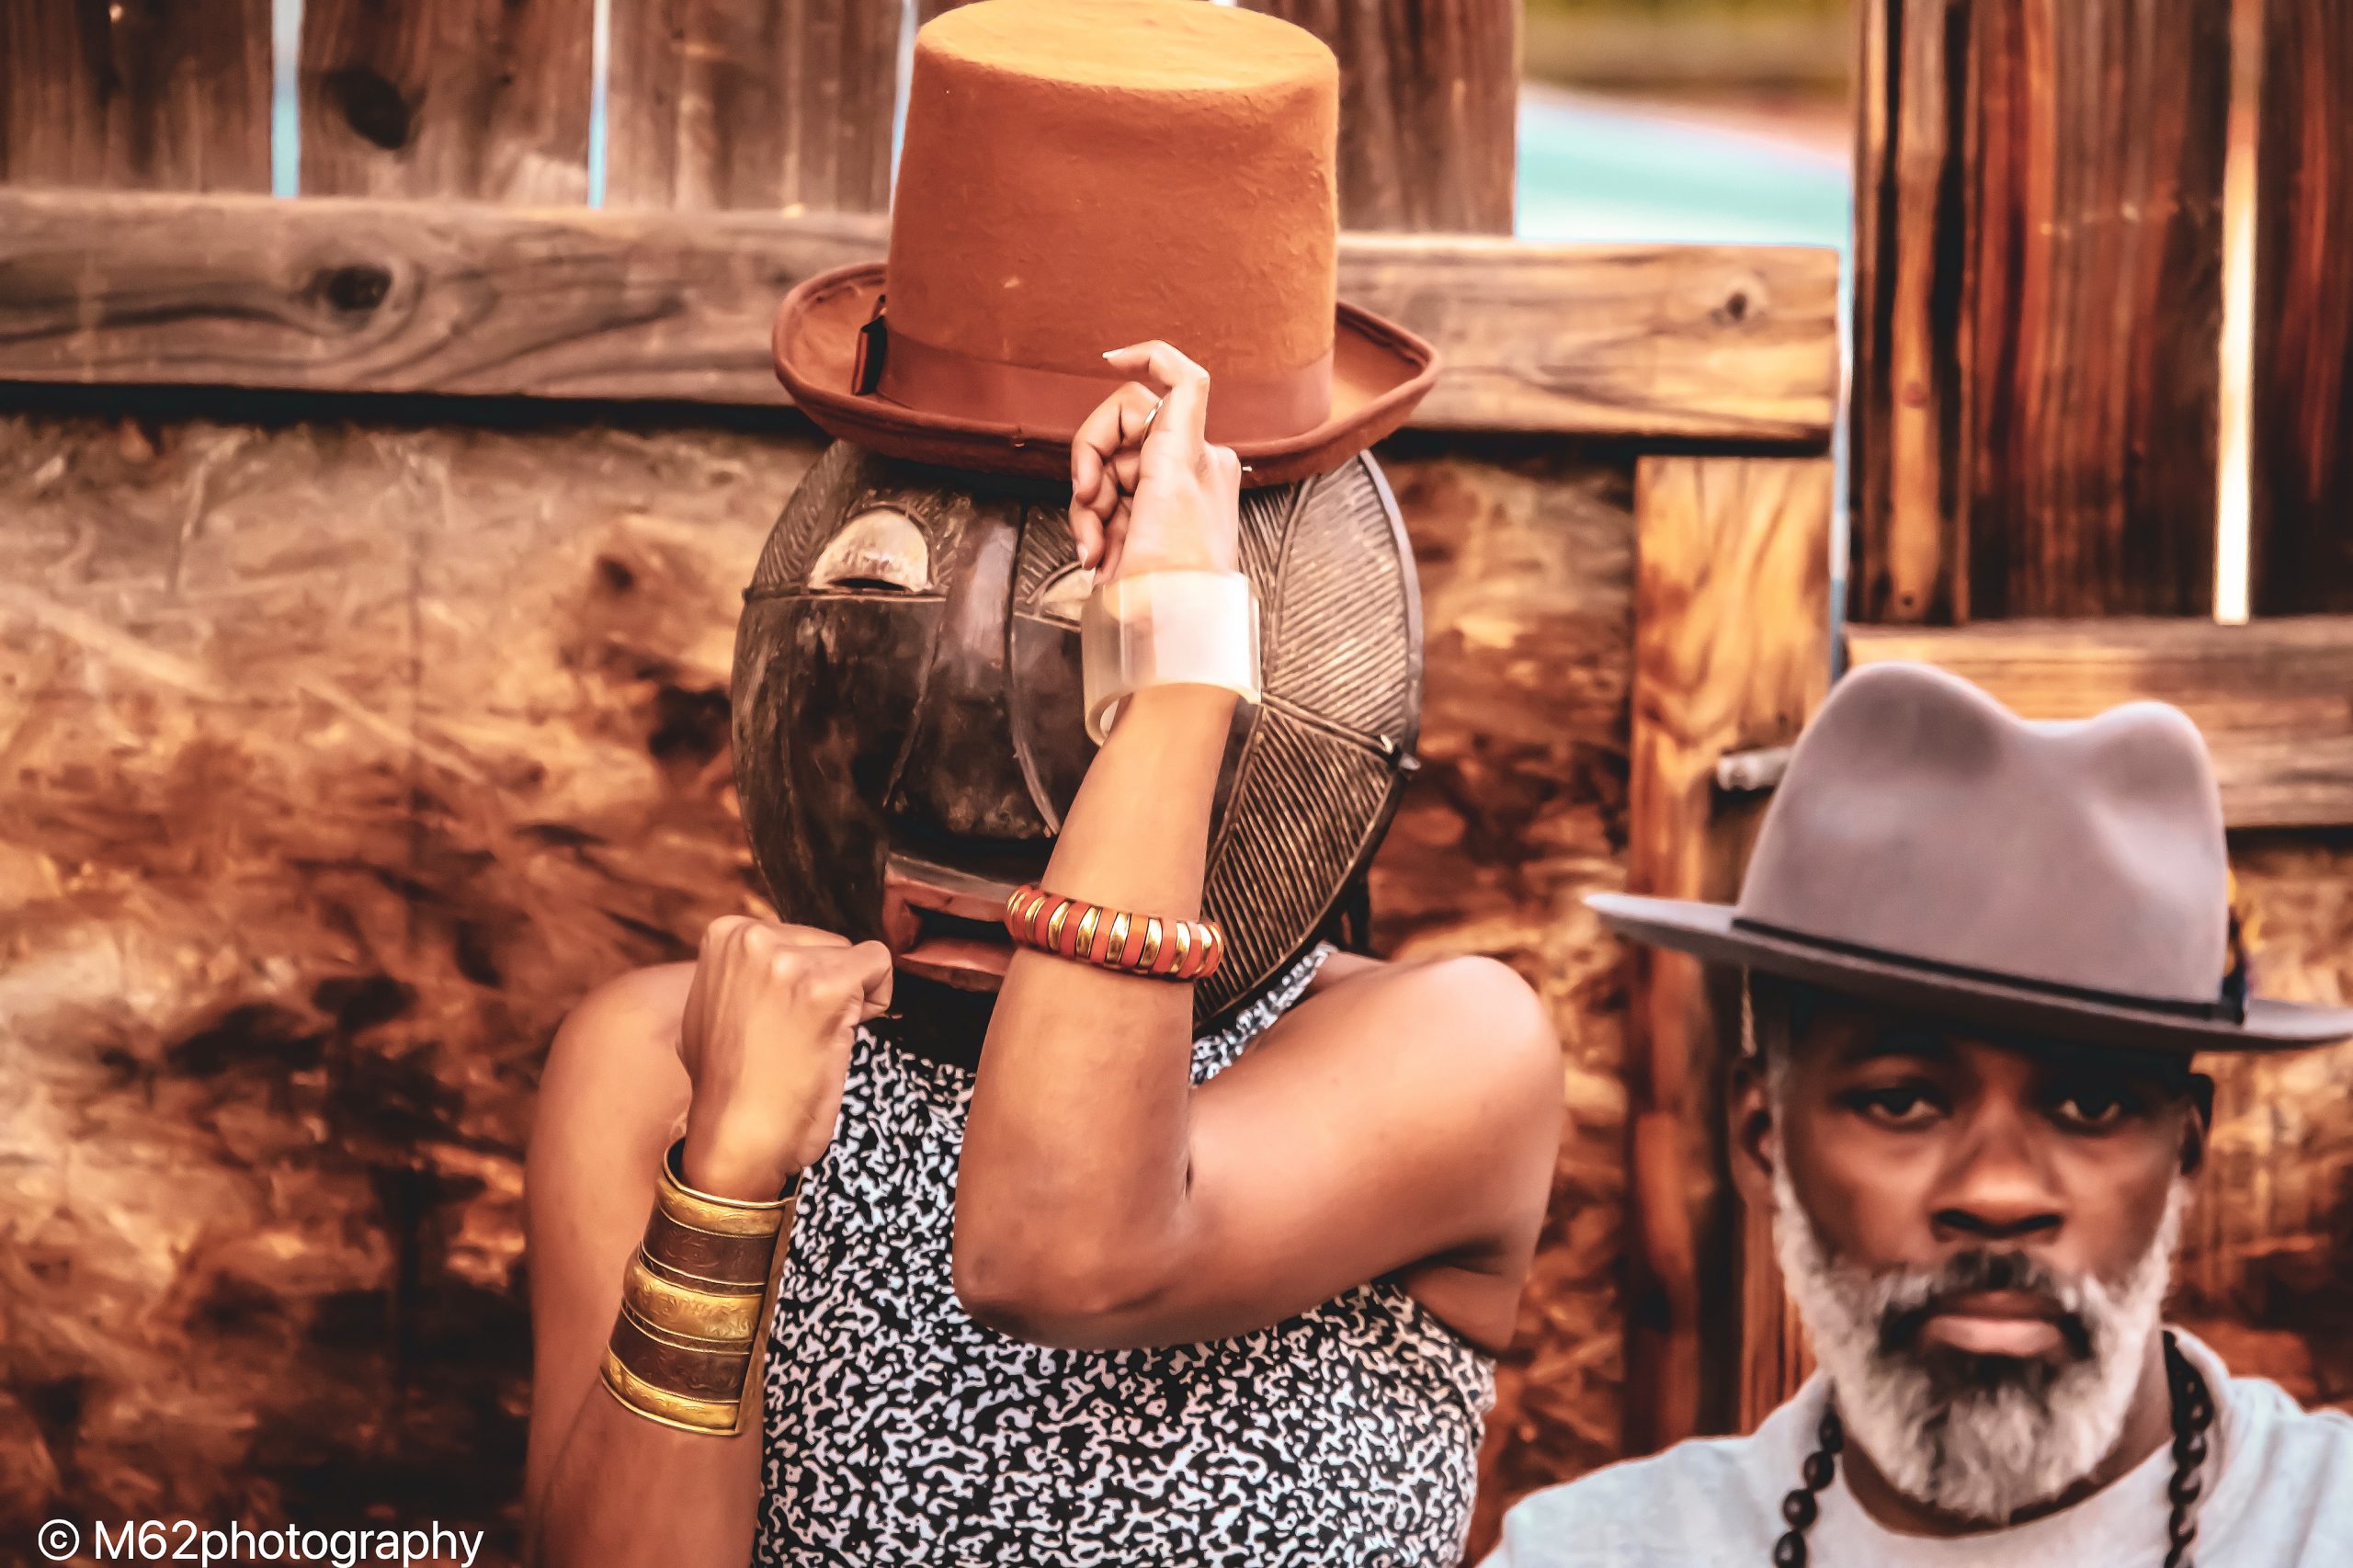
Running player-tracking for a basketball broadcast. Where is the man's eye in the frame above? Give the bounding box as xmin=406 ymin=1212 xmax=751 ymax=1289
xmin=2051 ymin=1091 xmax=2133 ymax=1131
xmin=1846 ymin=1086 xmax=1942 ymax=1127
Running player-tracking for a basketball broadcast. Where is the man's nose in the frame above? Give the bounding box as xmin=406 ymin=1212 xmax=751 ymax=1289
xmin=1930 ymin=1099 xmax=2063 ymax=1244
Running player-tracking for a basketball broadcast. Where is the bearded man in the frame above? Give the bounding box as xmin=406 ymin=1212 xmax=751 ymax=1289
xmin=1489 ymin=661 xmax=2353 ymax=1567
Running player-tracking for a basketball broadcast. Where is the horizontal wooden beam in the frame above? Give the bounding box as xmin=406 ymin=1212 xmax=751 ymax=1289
xmin=1846 ymin=616 xmax=2353 ymax=829
xmin=0 ymin=188 xmax=1838 ymax=444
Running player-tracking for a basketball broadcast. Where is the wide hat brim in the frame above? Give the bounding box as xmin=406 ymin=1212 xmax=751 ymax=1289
xmin=1589 ymin=892 xmax=2353 ymax=1053
xmin=772 ymin=262 xmax=1440 ymax=488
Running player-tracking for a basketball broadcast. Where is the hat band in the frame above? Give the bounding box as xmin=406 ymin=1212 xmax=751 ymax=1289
xmin=1727 ymin=915 xmax=2247 ymax=1026
xmin=867 ymin=313 xmax=1336 ymax=443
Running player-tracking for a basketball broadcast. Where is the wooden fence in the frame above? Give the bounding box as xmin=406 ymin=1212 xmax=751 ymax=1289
xmin=1715 ymin=0 xmax=2353 ymax=1428
xmin=0 ymin=0 xmax=1840 ymax=1558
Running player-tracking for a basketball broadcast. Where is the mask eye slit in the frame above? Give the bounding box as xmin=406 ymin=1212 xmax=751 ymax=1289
xmin=1032 ymin=564 xmax=1095 ymax=625
xmin=808 ymin=508 xmax=932 ymax=593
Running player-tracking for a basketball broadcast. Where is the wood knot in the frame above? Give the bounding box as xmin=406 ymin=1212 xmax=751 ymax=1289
xmin=324 ymin=66 xmax=416 ymax=151
xmin=315 ymin=263 xmax=392 ymax=314
xmin=1719 ymin=289 xmax=1753 ymax=324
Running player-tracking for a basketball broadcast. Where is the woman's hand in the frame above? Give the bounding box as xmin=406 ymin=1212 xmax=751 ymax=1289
xmin=674 ymin=915 xmax=892 ymax=1199
xmin=1068 ymin=341 xmax=1243 ymax=584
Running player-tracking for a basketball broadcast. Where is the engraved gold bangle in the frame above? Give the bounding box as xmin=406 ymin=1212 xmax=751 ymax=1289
xmin=601 ymin=1138 xmax=800 ymax=1437
xmin=1001 ymin=884 xmax=1225 ymax=982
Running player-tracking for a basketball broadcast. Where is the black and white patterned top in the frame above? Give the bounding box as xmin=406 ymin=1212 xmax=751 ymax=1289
xmin=753 ymin=948 xmax=1496 ymax=1566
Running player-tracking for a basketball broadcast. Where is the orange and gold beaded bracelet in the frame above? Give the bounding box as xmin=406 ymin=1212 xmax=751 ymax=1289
xmin=1003 ymin=884 xmax=1226 ymax=982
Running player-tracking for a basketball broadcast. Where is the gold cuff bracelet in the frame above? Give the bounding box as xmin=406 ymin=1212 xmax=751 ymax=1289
xmin=599 ymin=1138 xmax=800 ymax=1437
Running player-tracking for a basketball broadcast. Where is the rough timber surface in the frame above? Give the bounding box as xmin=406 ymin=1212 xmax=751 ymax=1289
xmin=2175 ymin=834 xmax=2353 ymax=1416
xmin=1845 ymin=616 xmax=2353 ymax=829
xmin=0 ymin=409 xmax=1636 ymax=1558
xmin=0 ymin=190 xmax=1841 ymax=445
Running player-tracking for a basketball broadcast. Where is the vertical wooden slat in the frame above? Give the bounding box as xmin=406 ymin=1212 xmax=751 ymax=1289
xmin=605 ymin=0 xmax=903 ymax=213
xmin=1848 ymin=0 xmax=1964 ymax=625
xmin=1965 ymin=0 xmax=2229 ymax=619
xmin=1624 ymin=455 xmax=1833 ymax=1452
xmin=299 ymin=0 xmax=592 ymax=201
xmin=0 ymin=0 xmax=271 ymax=191
xmin=1850 ymin=0 xmax=2231 ymax=624
xmin=2250 ymin=0 xmax=2353 ymax=614
xmin=1239 ymin=0 xmax=1518 ymax=234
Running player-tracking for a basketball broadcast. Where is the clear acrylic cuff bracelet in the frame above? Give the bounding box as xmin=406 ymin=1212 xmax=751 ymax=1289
xmin=1080 ymin=569 xmax=1262 ymax=744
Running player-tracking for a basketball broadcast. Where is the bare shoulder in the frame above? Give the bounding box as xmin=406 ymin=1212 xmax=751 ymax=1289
xmin=528 ymin=962 xmax=699 ymax=1200
xmin=1252 ymin=949 xmax=1563 ymax=1187
xmin=1295 ymin=950 xmax=1560 ymax=1097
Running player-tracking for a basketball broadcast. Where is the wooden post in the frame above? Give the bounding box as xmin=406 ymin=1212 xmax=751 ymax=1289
xmin=605 ymin=0 xmax=904 ymax=213
xmin=1623 ymin=455 xmax=1833 ymax=1450
xmin=2252 ymin=0 xmax=2353 ymax=614
xmin=1850 ymin=0 xmax=2233 ymax=624
xmin=1242 ymin=0 xmax=1519 ymax=234
xmin=0 ymin=0 xmax=271 ymax=191
xmin=299 ymin=0 xmax=593 ymax=201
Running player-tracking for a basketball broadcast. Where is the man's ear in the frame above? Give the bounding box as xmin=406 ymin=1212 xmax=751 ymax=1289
xmin=1729 ymin=1056 xmax=1777 ymax=1210
xmin=2179 ymin=1073 xmax=2213 ymax=1176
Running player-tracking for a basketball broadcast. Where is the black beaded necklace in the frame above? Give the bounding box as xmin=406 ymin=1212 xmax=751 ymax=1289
xmin=1769 ymin=1329 xmax=2216 ymax=1567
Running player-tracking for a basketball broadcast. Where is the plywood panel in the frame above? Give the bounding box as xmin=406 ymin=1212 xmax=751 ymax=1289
xmin=1367 ymin=437 xmax=1638 ymax=1552
xmin=0 ymin=405 xmax=814 ymax=1547
xmin=0 ymin=0 xmax=270 ymax=191
xmin=605 ymin=0 xmax=902 ymax=213
xmin=298 ymin=0 xmax=592 ymax=201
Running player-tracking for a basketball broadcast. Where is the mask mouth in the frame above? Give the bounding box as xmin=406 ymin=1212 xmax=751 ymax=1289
xmin=881 ymin=851 xmax=1023 ymax=992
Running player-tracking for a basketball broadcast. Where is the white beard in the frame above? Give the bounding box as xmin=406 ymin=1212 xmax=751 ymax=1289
xmin=1770 ymin=1159 xmax=2185 ymax=1524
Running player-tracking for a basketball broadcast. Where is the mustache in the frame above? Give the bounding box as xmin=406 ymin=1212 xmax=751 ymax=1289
xmin=1872 ymin=1251 xmax=2097 ymax=1361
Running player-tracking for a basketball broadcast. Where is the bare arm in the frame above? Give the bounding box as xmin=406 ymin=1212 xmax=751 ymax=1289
xmin=523 ymin=966 xmax=764 ymax=1568
xmin=953 ymin=344 xmax=1562 ymax=1352
xmin=524 ymin=923 xmax=891 ymax=1567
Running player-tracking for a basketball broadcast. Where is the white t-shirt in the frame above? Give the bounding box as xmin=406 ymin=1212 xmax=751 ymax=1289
xmin=1483 ymin=1330 xmax=2353 ymax=1567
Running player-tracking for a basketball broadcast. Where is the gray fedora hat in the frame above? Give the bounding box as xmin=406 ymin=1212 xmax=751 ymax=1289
xmin=1589 ymin=660 xmax=2353 ymax=1052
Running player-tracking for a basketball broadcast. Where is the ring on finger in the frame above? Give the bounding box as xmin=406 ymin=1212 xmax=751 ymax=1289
xmin=1141 ymin=396 xmax=1163 ymax=441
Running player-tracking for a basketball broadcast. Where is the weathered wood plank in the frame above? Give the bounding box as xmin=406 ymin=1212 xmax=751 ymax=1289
xmin=0 ymin=0 xmax=271 ymax=192
xmin=1845 ymin=616 xmax=2353 ymax=828
xmin=2251 ymin=0 xmax=2353 ymax=614
xmin=605 ymin=0 xmax=902 ymax=213
xmin=0 ymin=190 xmax=1842 ymax=443
xmin=1624 ymin=455 xmax=1833 ymax=1451
xmin=1241 ymin=0 xmax=1518 ymax=234
xmin=1850 ymin=0 xmax=2232 ymax=622
xmin=298 ymin=0 xmax=592 ymax=201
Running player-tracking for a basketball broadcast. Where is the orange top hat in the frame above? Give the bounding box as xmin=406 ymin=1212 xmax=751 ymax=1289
xmin=771 ymin=0 xmax=1439 ymax=486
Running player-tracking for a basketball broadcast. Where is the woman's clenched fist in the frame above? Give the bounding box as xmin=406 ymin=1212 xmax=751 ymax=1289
xmin=675 ymin=915 xmax=894 ymax=1200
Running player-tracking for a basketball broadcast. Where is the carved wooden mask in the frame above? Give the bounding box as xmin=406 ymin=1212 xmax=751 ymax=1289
xmin=731 ymin=440 xmax=1421 ymax=1032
